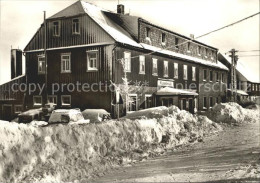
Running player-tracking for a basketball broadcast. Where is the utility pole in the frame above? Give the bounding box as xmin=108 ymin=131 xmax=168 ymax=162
xmin=229 ymin=49 xmax=238 ymax=102
xmin=44 ymin=11 xmax=48 ymax=105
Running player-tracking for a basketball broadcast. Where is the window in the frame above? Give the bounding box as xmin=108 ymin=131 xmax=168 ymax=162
xmin=33 ymin=96 xmax=42 ymax=106
xmin=209 ymin=97 xmax=213 ymax=108
xmin=203 ymin=96 xmax=207 ymax=109
xmin=203 ymin=69 xmax=207 ymax=81
xmin=222 ymin=73 xmax=225 ymax=83
xmin=53 ymin=21 xmax=60 ymax=36
xmin=38 ymin=55 xmax=45 ymax=74
xmin=192 ymin=66 xmax=196 ymax=81
xmin=128 ymin=94 xmax=137 ymax=111
xmin=183 ymin=65 xmax=188 ymax=80
xmin=145 ymin=27 xmax=150 ymax=38
xmin=163 ymin=61 xmax=168 ymax=77
xmin=145 ymin=94 xmax=152 ymax=109
xmin=216 ymin=72 xmax=219 ymax=82
xmin=174 ymin=63 xmax=178 ymax=79
xmin=48 ymin=95 xmax=57 ymax=105
xmin=161 ymin=33 xmax=166 ymax=43
xmin=209 ymin=70 xmax=213 ymax=82
xmin=14 ymin=105 xmax=23 ymax=114
xmin=175 ymin=37 xmax=179 ymax=49
xmin=139 ymin=55 xmax=145 ymax=74
xmin=61 ymin=53 xmax=71 ymax=73
xmin=205 ymin=49 xmax=208 ymax=58
xmin=124 ymin=52 xmax=131 ymax=72
xmin=187 ymin=42 xmax=191 ymax=51
xmin=198 ymin=46 xmax=201 ymax=55
xmin=61 ymin=95 xmax=71 ymax=106
xmin=72 ymin=18 xmax=80 ymax=34
xmin=252 ymin=84 xmax=255 ymax=91
xmin=152 ymin=58 xmax=158 ymax=75
xmin=87 ymin=51 xmax=98 ymax=71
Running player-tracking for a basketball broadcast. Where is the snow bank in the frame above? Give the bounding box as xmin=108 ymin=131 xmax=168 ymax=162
xmin=207 ymin=102 xmax=260 ymax=124
xmin=0 ymin=106 xmax=220 ymax=183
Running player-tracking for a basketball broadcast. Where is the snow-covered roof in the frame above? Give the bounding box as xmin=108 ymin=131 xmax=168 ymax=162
xmin=227 ymin=89 xmax=248 ymax=96
xmin=156 ymin=87 xmax=198 ymax=96
xmin=141 ymin=43 xmax=228 ymax=71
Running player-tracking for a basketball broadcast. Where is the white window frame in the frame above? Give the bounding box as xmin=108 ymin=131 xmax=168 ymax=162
xmin=72 ymin=18 xmax=80 ymax=34
xmin=192 ymin=66 xmax=196 ymax=81
xmin=124 ymin=51 xmax=131 ymax=72
xmin=33 ymin=96 xmax=42 ymax=107
xmin=145 ymin=94 xmax=152 ymax=109
xmin=139 ymin=55 xmax=145 ymax=74
xmin=61 ymin=53 xmax=71 ymax=73
xmin=47 ymin=95 xmax=57 ymax=105
xmin=14 ymin=105 xmax=23 ymax=114
xmin=163 ymin=61 xmax=168 ymax=77
xmin=87 ymin=50 xmax=98 ymax=71
xmin=61 ymin=95 xmax=71 ymax=106
xmin=53 ymin=21 xmax=60 ymax=36
xmin=203 ymin=96 xmax=207 ymax=109
xmin=174 ymin=63 xmax=178 ymax=79
xmin=183 ymin=65 xmax=188 ymax=80
xmin=38 ymin=55 xmax=45 ymax=74
xmin=152 ymin=58 xmax=158 ymax=76
xmin=203 ymin=69 xmax=207 ymax=81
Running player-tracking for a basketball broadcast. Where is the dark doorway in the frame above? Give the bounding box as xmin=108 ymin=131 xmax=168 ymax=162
xmin=3 ymin=105 xmax=12 ymax=121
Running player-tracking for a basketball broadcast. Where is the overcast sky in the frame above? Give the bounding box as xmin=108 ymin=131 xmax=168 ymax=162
xmin=0 ymin=0 xmax=259 ymax=84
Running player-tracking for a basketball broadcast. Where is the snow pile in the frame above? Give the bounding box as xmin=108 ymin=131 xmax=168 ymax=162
xmin=207 ymin=102 xmax=260 ymax=124
xmin=0 ymin=106 xmax=220 ymax=183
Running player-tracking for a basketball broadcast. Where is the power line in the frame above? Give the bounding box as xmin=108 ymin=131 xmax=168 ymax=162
xmin=118 ymin=12 xmax=260 ymax=61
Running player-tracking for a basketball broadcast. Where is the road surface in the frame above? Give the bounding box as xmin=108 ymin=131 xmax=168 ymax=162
xmin=93 ymin=121 xmax=260 ymax=182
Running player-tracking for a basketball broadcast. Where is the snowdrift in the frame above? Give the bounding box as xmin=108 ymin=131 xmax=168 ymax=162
xmin=206 ymin=102 xmax=260 ymax=124
xmin=0 ymin=106 xmax=221 ymax=183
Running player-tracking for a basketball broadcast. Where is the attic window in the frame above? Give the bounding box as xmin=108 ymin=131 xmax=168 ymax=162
xmin=161 ymin=33 xmax=166 ymax=43
xmin=146 ymin=27 xmax=150 ymax=38
xmin=175 ymin=37 xmax=179 ymax=49
xmin=53 ymin=21 xmax=60 ymax=36
xmin=198 ymin=46 xmax=201 ymax=55
xmin=72 ymin=18 xmax=80 ymax=34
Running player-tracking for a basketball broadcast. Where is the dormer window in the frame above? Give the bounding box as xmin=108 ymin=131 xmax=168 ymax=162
xmin=205 ymin=49 xmax=208 ymax=58
xmin=146 ymin=27 xmax=150 ymax=38
xmin=187 ymin=42 xmax=191 ymax=51
xmin=198 ymin=46 xmax=201 ymax=55
xmin=175 ymin=37 xmax=179 ymax=49
xmin=72 ymin=18 xmax=80 ymax=34
xmin=53 ymin=21 xmax=60 ymax=36
xmin=161 ymin=33 xmax=166 ymax=44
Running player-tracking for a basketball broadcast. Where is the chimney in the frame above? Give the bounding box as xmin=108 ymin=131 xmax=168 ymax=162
xmin=117 ymin=4 xmax=125 ymax=14
xmin=190 ymin=34 xmax=195 ymax=40
xmin=11 ymin=49 xmax=22 ymax=79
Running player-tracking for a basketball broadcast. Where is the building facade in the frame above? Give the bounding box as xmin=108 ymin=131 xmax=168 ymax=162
xmin=0 ymin=0 xmax=229 ymax=119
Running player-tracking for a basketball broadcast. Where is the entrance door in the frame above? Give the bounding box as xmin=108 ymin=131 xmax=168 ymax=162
xmin=189 ymin=99 xmax=193 ymax=113
xmin=3 ymin=105 xmax=12 ymax=121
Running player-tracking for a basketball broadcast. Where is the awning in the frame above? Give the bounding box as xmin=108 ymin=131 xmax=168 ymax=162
xmin=227 ymin=89 xmax=248 ymax=96
xmin=155 ymin=87 xmax=198 ymax=96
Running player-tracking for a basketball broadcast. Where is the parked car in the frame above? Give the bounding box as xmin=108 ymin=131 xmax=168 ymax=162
xmin=18 ymin=108 xmax=43 ymax=123
xmin=82 ymin=109 xmax=111 ymax=123
xmin=48 ymin=109 xmax=90 ymax=125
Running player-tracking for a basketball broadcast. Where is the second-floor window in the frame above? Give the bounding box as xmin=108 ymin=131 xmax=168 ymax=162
xmin=209 ymin=97 xmax=213 ymax=107
xmin=174 ymin=63 xmax=178 ymax=79
xmin=216 ymin=72 xmax=219 ymax=82
xmin=152 ymin=58 xmax=158 ymax=75
xmin=163 ymin=61 xmax=168 ymax=77
xmin=139 ymin=55 xmax=145 ymax=74
xmin=192 ymin=66 xmax=196 ymax=81
xmin=87 ymin=51 xmax=98 ymax=71
xmin=221 ymin=73 xmax=225 ymax=83
xmin=72 ymin=18 xmax=80 ymax=34
xmin=209 ymin=70 xmax=213 ymax=81
xmin=61 ymin=53 xmax=71 ymax=73
xmin=124 ymin=52 xmax=131 ymax=72
xmin=183 ymin=65 xmax=188 ymax=80
xmin=53 ymin=21 xmax=60 ymax=36
xmin=38 ymin=55 xmax=45 ymax=74
xmin=203 ymin=69 xmax=207 ymax=81
xmin=161 ymin=33 xmax=166 ymax=44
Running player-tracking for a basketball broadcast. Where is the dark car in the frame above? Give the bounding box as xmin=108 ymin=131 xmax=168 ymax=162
xmin=18 ymin=108 xmax=43 ymax=123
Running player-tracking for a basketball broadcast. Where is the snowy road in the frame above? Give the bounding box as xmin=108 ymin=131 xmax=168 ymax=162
xmin=93 ymin=121 xmax=260 ymax=182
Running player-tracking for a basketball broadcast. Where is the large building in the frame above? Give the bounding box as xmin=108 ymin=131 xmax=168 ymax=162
xmin=0 ymin=0 xmax=229 ymax=119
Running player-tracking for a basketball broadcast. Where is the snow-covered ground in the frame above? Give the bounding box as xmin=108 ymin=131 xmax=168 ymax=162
xmin=0 ymin=103 xmax=258 ymax=182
